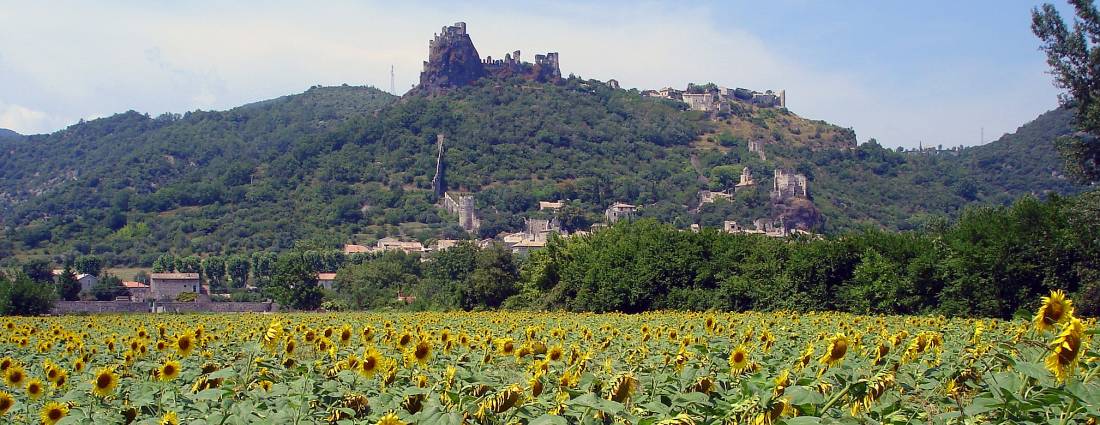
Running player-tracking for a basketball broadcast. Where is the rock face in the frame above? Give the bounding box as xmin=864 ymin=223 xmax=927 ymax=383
xmin=416 ymin=22 xmax=561 ymax=94
xmin=419 ymin=23 xmax=486 ymax=93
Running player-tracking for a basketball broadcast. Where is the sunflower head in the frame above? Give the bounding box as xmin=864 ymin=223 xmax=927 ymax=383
xmin=0 ymin=390 xmax=13 ymax=415
xmin=159 ymin=359 xmax=182 ymax=381
xmin=40 ymin=401 xmax=68 ymax=425
xmin=820 ymin=334 xmax=849 ymax=367
xmin=1035 ymin=290 xmax=1074 ymax=332
xmin=26 ymin=378 xmax=44 ymax=400
xmin=175 ymin=333 xmax=195 ymax=357
xmin=160 ymin=411 xmax=179 ymax=425
xmin=3 ymin=365 xmax=25 ymax=387
xmin=1046 ymin=317 xmax=1087 ymax=383
xmin=729 ymin=345 xmax=750 ymax=372
xmin=91 ymin=366 xmax=118 ymax=397
xmin=376 ymin=412 xmax=406 ymax=425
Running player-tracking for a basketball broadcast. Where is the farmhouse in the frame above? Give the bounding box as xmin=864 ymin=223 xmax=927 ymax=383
xmin=316 ymin=272 xmax=337 ymax=290
xmin=149 ymin=272 xmax=204 ymax=301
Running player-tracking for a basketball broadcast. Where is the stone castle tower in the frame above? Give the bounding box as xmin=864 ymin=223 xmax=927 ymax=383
xmin=416 ymin=22 xmax=561 ymax=94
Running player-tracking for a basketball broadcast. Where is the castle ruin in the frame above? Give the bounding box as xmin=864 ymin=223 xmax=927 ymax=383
xmin=772 ymin=169 xmax=808 ymax=200
xmin=416 ymin=22 xmax=562 ymax=94
xmin=442 ymin=192 xmax=481 ymax=234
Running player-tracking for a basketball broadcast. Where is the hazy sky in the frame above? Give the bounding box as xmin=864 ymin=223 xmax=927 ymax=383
xmin=0 ymin=1 xmax=1074 ymax=148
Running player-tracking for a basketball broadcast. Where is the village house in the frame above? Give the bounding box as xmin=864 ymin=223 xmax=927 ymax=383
xmin=511 ymin=239 xmax=547 ymax=256
xmin=343 ymin=244 xmax=370 ymax=254
xmin=429 ymin=239 xmax=462 ymax=251
xmin=316 ymin=273 xmax=336 ymax=290
xmin=605 ymin=202 xmax=637 ymax=223
xmin=149 ymin=272 xmax=204 ymax=301
xmin=538 ymin=200 xmax=564 ymax=211
xmin=122 ymin=281 xmax=149 ymax=302
xmin=375 ymin=237 xmax=426 ymax=254
xmin=52 ymin=269 xmax=99 ymax=293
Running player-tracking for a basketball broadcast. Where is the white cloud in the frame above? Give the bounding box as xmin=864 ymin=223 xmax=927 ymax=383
xmin=0 ymin=102 xmax=50 ymax=134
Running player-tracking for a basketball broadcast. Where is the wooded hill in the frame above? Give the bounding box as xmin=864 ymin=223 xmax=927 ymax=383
xmin=0 ymin=77 xmax=1084 ymax=266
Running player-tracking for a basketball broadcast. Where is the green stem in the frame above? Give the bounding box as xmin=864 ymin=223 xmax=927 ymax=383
xmin=819 ymin=382 xmax=853 ymax=415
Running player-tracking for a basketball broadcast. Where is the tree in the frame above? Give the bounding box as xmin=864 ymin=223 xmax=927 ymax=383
xmin=21 ymin=259 xmax=54 ymax=283
xmin=464 ymin=244 xmax=520 ymax=309
xmin=1033 ymin=1 xmax=1100 ymax=183
xmin=268 ymin=253 xmax=323 ymax=310
xmin=175 ymin=255 xmax=201 ymax=273
xmin=251 ymin=252 xmax=277 ymax=286
xmin=57 ymin=266 xmax=81 ymax=301
xmin=74 ymin=255 xmax=104 ymax=277
xmin=152 ymin=254 xmax=176 ymax=273
xmin=91 ymin=275 xmax=127 ymax=301
xmin=226 ymin=255 xmax=251 ymax=289
xmin=0 ymin=272 xmax=58 ymax=315
xmin=201 ymin=256 xmax=227 ymax=290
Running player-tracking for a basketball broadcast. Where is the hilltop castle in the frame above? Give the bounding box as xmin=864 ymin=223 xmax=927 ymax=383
xmin=416 ymin=22 xmax=561 ymax=94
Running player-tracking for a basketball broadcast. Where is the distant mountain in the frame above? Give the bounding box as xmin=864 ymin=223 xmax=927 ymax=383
xmin=0 ymin=24 xmax=1086 ymax=266
xmin=0 ymin=128 xmax=22 ymax=141
xmin=960 ymin=107 xmax=1079 ymax=201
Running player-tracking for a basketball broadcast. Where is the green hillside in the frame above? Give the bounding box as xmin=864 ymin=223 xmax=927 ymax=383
xmin=0 ymin=78 xmax=1085 ymax=266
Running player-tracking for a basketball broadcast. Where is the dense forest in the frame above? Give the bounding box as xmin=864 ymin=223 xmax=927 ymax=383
xmin=0 ymin=77 xmax=1084 ymax=267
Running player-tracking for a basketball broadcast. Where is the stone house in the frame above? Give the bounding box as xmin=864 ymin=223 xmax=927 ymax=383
xmin=149 ymin=272 xmax=203 ymax=301
xmin=122 ymin=281 xmax=149 ymax=302
xmin=512 ymin=239 xmax=547 ymax=256
xmin=316 ymin=273 xmax=336 ymax=290
xmin=605 ymin=202 xmax=637 ymax=224
xmin=538 ymin=200 xmax=564 ymax=211
xmin=343 ymin=244 xmax=370 ymax=254
xmin=52 ymin=269 xmax=99 ymax=293
xmin=375 ymin=237 xmax=426 ymax=254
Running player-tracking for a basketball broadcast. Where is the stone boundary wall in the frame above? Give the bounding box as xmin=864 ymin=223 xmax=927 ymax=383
xmin=52 ymin=301 xmax=277 ymax=314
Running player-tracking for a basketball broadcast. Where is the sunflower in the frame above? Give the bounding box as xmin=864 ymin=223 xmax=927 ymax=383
xmin=409 ymin=340 xmax=432 ymax=366
xmin=3 ymin=365 xmax=25 ymax=387
xmin=52 ymin=369 xmax=67 ymax=389
xmin=1046 ymin=317 xmax=1086 ymax=383
xmin=26 ymin=378 xmax=44 ymax=400
xmin=728 ymin=345 xmax=750 ymax=373
xmin=40 ymin=401 xmax=68 ymax=425
xmin=0 ymin=358 xmax=11 ymax=373
xmin=820 ymin=334 xmax=849 ymax=367
xmin=547 ymin=345 xmax=564 ymax=362
xmin=175 ymin=333 xmax=195 ymax=357
xmin=1035 ymin=290 xmax=1074 ymax=333
xmin=360 ymin=349 xmax=382 ymax=378
xmin=0 ymin=390 xmax=13 ymax=415
xmin=43 ymin=361 xmax=60 ymax=383
xmin=376 ymin=412 xmax=406 ymax=425
xmin=160 ymin=411 xmax=179 ymax=425
xmin=91 ymin=366 xmax=118 ymax=397
xmin=159 ymin=359 xmax=181 ymax=381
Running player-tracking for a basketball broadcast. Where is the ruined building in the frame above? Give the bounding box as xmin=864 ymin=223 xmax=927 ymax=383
xmin=735 ymin=166 xmax=757 ymax=191
xmin=416 ymin=22 xmax=561 ymax=94
xmin=523 ymin=217 xmax=563 ymax=242
xmin=443 ymin=192 xmax=481 ymax=234
xmin=772 ymin=169 xmax=808 ymax=199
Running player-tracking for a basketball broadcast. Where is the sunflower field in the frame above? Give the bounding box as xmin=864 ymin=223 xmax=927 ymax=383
xmin=0 ymin=291 xmax=1096 ymax=424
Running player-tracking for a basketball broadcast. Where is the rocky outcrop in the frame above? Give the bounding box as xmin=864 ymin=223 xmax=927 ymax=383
xmin=418 ymin=23 xmax=487 ymax=94
xmin=415 ymin=22 xmax=561 ymax=95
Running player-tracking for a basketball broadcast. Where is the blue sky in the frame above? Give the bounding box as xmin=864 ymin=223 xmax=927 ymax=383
xmin=0 ymin=1 xmax=1073 ymax=148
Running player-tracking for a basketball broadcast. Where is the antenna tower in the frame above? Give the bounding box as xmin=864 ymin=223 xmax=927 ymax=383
xmin=390 ymin=65 xmax=396 ymax=95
